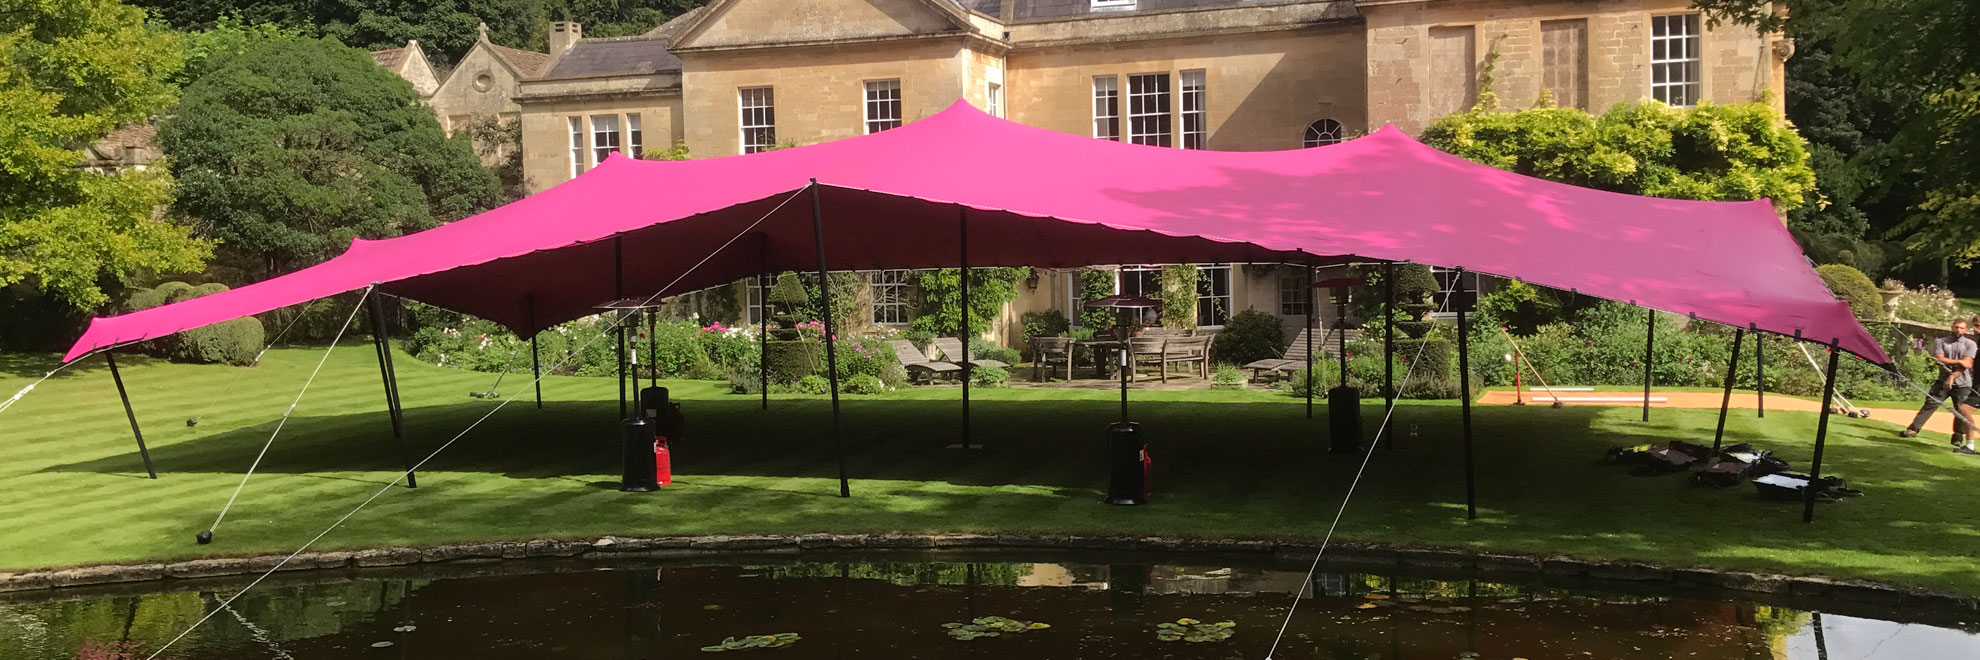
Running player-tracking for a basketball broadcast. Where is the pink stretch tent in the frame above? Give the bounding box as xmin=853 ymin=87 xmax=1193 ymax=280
xmin=64 ymin=101 xmax=1885 ymax=365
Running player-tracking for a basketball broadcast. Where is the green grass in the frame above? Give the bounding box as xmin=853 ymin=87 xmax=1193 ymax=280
xmin=3 ymin=347 xmax=1978 ymax=597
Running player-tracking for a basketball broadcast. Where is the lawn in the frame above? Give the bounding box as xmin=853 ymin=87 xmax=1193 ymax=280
xmin=2 ymin=346 xmax=1977 ymax=597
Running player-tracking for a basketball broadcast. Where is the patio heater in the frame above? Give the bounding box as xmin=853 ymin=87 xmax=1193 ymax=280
xmin=1315 ymin=278 xmax=1367 ymax=454
xmin=597 ymin=298 xmax=667 ymax=493
xmin=1084 ymin=294 xmax=1161 ymax=506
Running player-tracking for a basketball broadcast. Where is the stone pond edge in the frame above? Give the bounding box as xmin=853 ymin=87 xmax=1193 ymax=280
xmin=2 ymin=533 xmax=1974 ymax=612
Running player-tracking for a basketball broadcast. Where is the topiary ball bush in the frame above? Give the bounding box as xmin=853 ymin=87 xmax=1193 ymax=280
xmin=1212 ymin=309 xmax=1285 ymax=366
xmin=844 ymin=373 xmax=887 ymax=394
xmin=171 ymin=318 xmax=266 ymax=366
xmin=969 ymin=365 xmax=1010 ymax=388
xmin=1815 ymin=264 xmax=1882 ymax=319
xmin=126 ymin=281 xmax=266 ymax=365
xmin=795 ymin=374 xmax=832 ymax=395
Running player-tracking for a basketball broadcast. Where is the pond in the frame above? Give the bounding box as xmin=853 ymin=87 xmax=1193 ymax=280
xmin=3 ymin=551 xmax=1976 ymax=659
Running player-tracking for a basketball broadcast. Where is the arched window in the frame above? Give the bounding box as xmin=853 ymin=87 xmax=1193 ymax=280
xmin=1303 ymin=119 xmax=1345 ymax=147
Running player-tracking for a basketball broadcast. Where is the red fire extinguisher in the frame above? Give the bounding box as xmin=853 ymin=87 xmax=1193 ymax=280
xmin=654 ymin=436 xmax=672 ymax=486
xmin=1140 ymin=445 xmax=1152 ymax=499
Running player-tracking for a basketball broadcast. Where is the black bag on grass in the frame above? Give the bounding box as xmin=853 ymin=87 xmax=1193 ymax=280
xmin=1753 ymin=472 xmax=1863 ymax=501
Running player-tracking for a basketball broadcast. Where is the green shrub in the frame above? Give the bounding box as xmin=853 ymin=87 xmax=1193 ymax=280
xmin=1077 ymin=269 xmax=1118 ymax=331
xmin=765 ymin=339 xmax=822 ymax=384
xmin=900 ymin=328 xmax=936 ymax=354
xmin=1211 ymin=364 xmax=1246 ymax=389
xmin=829 ymin=337 xmax=897 ymax=382
xmin=795 ymin=374 xmax=831 ymax=395
xmin=969 ymin=365 xmax=1010 ymax=388
xmin=1212 ymin=309 xmax=1285 ymax=366
xmin=124 ymin=282 xmax=266 ymax=365
xmin=644 ymin=320 xmax=711 ymax=377
xmin=1476 ymin=280 xmax=1563 ymax=335
xmin=967 ymin=337 xmax=1020 ymax=366
xmin=729 ymin=366 xmax=765 ymax=394
xmin=1815 ymin=264 xmax=1881 ymax=319
xmin=1019 ymin=310 xmax=1070 ymax=358
xmin=1158 ymin=265 xmax=1198 ymax=328
xmin=844 ymin=373 xmax=887 ymax=394
xmin=1890 ymin=283 xmax=1960 ymax=326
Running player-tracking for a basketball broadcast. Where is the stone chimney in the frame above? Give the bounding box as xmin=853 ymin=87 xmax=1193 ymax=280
xmin=549 ymin=21 xmax=582 ymax=55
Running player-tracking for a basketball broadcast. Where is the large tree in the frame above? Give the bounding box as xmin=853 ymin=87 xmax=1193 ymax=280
xmin=1420 ymin=101 xmax=1817 ymax=211
xmin=136 ymin=0 xmax=708 ymax=63
xmin=1693 ymin=0 xmax=1980 ymax=275
xmin=159 ymin=37 xmax=501 ymax=277
xmin=0 ymin=0 xmax=212 ymax=311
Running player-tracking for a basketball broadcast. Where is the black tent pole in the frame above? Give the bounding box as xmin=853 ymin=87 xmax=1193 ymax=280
xmin=367 ymin=294 xmax=416 ymax=488
xmin=615 ymin=237 xmax=627 ymax=421
xmin=810 ymin=180 xmax=850 ymax=498
xmin=527 ymin=294 xmax=541 ymax=409
xmin=647 ymin=309 xmax=657 ymax=392
xmin=1642 ymin=307 xmax=1654 ymax=422
xmin=1383 ymin=261 xmax=1395 ymax=450
xmin=1302 ymin=252 xmax=1314 ymax=419
xmin=1712 ymin=328 xmax=1744 ymax=455
xmin=1456 ymin=268 xmax=1475 ymax=520
xmin=758 ymin=233 xmax=769 ymax=410
xmin=959 ymin=206 xmax=973 ymax=450
xmin=1754 ymin=326 xmax=1765 ymax=418
xmin=1804 ymin=339 xmax=1842 ymax=523
xmin=104 ymin=351 xmax=157 ymax=479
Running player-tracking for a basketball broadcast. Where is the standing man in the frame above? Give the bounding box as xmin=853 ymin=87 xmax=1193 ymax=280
xmin=1901 ymin=318 xmax=1978 ymax=453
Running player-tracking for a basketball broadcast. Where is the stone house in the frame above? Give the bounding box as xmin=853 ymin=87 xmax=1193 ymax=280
xmin=517 ymin=0 xmax=1792 ymax=349
xmin=370 ymin=40 xmax=442 ymax=97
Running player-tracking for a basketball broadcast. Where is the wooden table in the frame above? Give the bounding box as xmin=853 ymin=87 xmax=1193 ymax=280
xmin=1075 ymin=338 xmax=1124 ymax=379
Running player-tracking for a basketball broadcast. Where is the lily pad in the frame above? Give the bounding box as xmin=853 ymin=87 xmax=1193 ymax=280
xmin=392 ymin=625 xmax=417 ymax=633
xmin=942 ymin=615 xmax=1050 ymax=641
xmin=1154 ymin=617 xmax=1236 ymax=643
xmin=370 ymin=641 xmax=394 ymax=648
xmin=701 ymin=633 xmax=802 ymax=652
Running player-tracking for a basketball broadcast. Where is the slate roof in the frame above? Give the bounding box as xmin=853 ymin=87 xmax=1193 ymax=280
xmin=370 ymin=47 xmax=408 ymax=71
xmin=542 ymin=10 xmax=699 ymax=79
xmin=488 ymin=43 xmax=551 ymax=77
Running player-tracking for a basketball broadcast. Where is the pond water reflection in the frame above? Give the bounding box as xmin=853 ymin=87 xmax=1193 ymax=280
xmin=3 ymin=553 xmax=1975 ymax=659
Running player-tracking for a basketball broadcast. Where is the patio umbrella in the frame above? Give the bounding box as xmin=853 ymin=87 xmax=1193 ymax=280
xmin=1083 ymin=295 xmax=1161 ymax=424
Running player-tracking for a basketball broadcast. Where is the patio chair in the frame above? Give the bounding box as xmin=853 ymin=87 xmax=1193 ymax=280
xmin=888 ymin=340 xmax=961 ymax=384
xmin=1031 ymin=336 xmax=1075 ymax=382
xmin=1160 ymin=335 xmax=1212 ymax=379
xmin=1127 ymin=336 xmax=1170 ymax=382
xmin=1244 ymin=328 xmax=1316 ymax=379
xmin=933 ymin=337 xmax=1008 ymax=369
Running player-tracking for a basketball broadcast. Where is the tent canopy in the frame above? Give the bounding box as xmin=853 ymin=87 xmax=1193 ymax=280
xmin=64 ymin=101 xmax=1884 ymax=365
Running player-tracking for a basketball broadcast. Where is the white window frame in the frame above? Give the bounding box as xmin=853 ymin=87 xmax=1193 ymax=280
xmin=1180 ymin=69 xmax=1206 ymax=150
xmin=1091 ymin=0 xmax=1137 ymax=10
xmin=1127 ymin=73 xmax=1171 ymax=147
xmin=1428 ymin=267 xmax=1478 ymax=318
xmin=1279 ymin=274 xmax=1310 ymax=316
xmin=986 ymin=82 xmax=1003 ymax=119
xmin=1093 ymin=75 xmax=1120 ymax=141
xmin=590 ymin=114 xmax=619 ymax=166
xmin=567 ymin=116 xmax=584 ymax=178
xmin=864 ymin=80 xmax=902 ymax=134
xmin=1303 ymin=119 xmax=1345 ymax=147
xmin=747 ymin=277 xmax=770 ymax=325
xmin=739 ymin=87 xmax=777 ymax=154
xmin=626 ymin=114 xmax=643 ymax=159
xmin=1196 ymin=263 xmax=1232 ymax=328
xmin=868 ymin=270 xmax=913 ymax=326
xmin=1650 ymin=14 xmax=1702 ymax=107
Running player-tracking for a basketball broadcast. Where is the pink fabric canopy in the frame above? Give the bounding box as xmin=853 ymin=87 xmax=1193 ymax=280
xmin=65 ymin=101 xmax=1885 ymax=364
